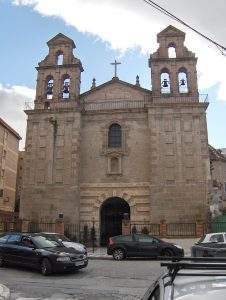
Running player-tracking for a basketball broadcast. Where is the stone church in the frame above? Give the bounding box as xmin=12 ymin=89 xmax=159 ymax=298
xmin=20 ymin=25 xmax=211 ymax=243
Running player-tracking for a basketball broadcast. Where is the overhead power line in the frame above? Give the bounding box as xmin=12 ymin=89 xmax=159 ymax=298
xmin=143 ymin=0 xmax=226 ymax=56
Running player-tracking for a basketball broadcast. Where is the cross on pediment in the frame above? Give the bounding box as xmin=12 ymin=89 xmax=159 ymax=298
xmin=111 ymin=59 xmax=121 ymax=78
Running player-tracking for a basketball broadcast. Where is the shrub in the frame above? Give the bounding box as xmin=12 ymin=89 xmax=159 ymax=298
xmin=141 ymin=226 xmax=149 ymax=234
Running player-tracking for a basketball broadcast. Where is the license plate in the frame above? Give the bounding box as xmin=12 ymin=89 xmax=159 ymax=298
xmin=75 ymin=261 xmax=84 ymax=266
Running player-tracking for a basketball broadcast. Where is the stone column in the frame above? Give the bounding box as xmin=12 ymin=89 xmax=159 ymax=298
xmin=160 ymin=220 xmax=167 ymax=237
xmin=196 ymin=222 xmax=204 ymax=237
xmin=21 ymin=219 xmax=30 ymax=233
xmin=55 ymin=219 xmax=64 ymax=235
xmin=122 ymin=219 xmax=131 ymax=235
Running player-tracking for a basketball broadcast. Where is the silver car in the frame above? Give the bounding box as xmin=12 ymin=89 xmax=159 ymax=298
xmin=142 ymin=258 xmax=226 ymax=300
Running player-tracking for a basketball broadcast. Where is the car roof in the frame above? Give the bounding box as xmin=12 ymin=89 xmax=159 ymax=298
xmin=205 ymin=232 xmax=226 ymax=236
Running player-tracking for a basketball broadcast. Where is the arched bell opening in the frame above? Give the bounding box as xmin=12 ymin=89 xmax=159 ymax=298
xmin=100 ymin=197 xmax=130 ymax=246
xmin=178 ymin=67 xmax=188 ymax=93
xmin=61 ymin=75 xmax=71 ymax=99
xmin=56 ymin=51 xmax=64 ymax=66
xmin=45 ymin=75 xmax=54 ymax=100
xmin=160 ymin=68 xmax=171 ymax=94
xmin=168 ymin=43 xmax=177 ymax=58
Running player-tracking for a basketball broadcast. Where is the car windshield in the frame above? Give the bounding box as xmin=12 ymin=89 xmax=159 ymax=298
xmin=198 ymin=235 xmax=206 ymax=243
xmin=32 ymin=236 xmax=61 ymax=248
xmin=44 ymin=234 xmax=70 ymax=242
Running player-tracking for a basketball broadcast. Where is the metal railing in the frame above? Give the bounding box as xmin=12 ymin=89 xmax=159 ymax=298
xmin=167 ymin=223 xmax=196 ymax=237
xmin=28 ymin=222 xmax=55 ymax=233
xmin=130 ymin=223 xmax=160 ymax=236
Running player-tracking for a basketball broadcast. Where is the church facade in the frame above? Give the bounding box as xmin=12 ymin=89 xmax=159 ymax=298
xmin=20 ymin=26 xmax=211 ymax=243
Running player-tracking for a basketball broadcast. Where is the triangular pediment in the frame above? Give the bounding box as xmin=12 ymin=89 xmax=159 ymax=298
xmin=80 ymin=78 xmax=151 ymax=102
xmin=47 ymin=33 xmax=76 ymax=48
xmin=158 ymin=25 xmax=185 ymax=37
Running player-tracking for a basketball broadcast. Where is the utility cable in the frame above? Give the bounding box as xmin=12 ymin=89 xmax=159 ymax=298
xmin=143 ymin=0 xmax=226 ymax=56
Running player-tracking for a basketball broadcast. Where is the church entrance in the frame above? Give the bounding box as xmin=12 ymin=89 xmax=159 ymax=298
xmin=100 ymin=197 xmax=130 ymax=246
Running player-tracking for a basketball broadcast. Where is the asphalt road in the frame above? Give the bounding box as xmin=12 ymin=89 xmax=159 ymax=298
xmin=0 ymin=259 xmax=163 ymax=299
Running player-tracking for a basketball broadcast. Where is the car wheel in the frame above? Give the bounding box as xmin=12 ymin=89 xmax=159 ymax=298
xmin=40 ymin=258 xmax=52 ymax=276
xmin=112 ymin=249 xmax=125 ymax=261
xmin=0 ymin=254 xmax=4 ymax=267
xmin=161 ymin=249 xmax=174 ymax=257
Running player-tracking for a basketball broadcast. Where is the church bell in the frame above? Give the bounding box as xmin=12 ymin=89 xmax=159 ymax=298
xmin=180 ymin=79 xmax=186 ymax=86
xmin=63 ymin=82 xmax=70 ymax=94
xmin=162 ymin=78 xmax=169 ymax=88
xmin=63 ymin=82 xmax=69 ymax=94
xmin=46 ymin=83 xmax=53 ymax=95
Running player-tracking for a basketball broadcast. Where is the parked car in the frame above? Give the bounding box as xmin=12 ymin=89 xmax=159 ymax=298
xmin=142 ymin=257 xmax=226 ymax=300
xmin=0 ymin=232 xmax=88 ymax=275
xmin=191 ymin=232 xmax=226 ymax=257
xmin=107 ymin=234 xmax=184 ymax=260
xmin=39 ymin=232 xmax=87 ymax=253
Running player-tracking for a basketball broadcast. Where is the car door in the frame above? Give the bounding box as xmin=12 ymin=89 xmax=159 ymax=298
xmin=15 ymin=236 xmax=40 ymax=267
xmin=4 ymin=234 xmax=23 ymax=264
xmin=136 ymin=235 xmax=159 ymax=257
xmin=117 ymin=235 xmax=139 ymax=256
xmin=0 ymin=234 xmax=11 ymax=261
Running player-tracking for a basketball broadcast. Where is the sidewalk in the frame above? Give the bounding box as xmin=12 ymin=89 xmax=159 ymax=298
xmin=0 ymin=284 xmax=10 ymax=300
xmin=87 ymin=238 xmax=198 ymax=259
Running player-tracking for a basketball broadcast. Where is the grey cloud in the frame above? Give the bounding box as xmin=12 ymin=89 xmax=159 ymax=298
xmin=0 ymin=89 xmax=28 ymax=149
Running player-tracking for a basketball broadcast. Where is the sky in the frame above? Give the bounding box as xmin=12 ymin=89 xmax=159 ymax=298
xmin=0 ymin=0 xmax=225 ymax=149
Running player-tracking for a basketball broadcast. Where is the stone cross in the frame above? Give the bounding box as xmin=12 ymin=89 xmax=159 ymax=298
xmin=111 ymin=59 xmax=121 ymax=78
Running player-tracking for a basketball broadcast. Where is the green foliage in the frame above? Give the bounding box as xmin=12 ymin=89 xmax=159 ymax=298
xmin=83 ymin=225 xmax=88 ymax=244
xmin=141 ymin=226 xmax=149 ymax=234
xmin=131 ymin=225 xmax=137 ymax=234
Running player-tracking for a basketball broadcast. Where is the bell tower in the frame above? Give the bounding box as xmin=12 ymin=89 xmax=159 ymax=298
xmin=35 ymin=33 xmax=83 ymax=109
xmin=149 ymin=25 xmax=199 ymax=101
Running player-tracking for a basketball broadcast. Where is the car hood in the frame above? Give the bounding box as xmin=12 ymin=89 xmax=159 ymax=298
xmin=43 ymin=246 xmax=84 ymax=256
xmin=62 ymin=241 xmax=86 ymax=252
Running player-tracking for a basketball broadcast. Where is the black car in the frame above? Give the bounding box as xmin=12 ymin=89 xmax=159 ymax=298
xmin=191 ymin=233 xmax=226 ymax=257
xmin=107 ymin=234 xmax=184 ymax=260
xmin=0 ymin=232 xmax=88 ymax=275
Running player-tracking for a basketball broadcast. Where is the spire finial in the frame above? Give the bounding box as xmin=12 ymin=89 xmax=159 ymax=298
xmin=136 ymin=75 xmax=140 ymax=86
xmin=91 ymin=78 xmax=96 ymax=89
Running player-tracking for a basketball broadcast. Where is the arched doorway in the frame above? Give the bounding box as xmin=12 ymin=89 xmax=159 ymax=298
xmin=100 ymin=197 xmax=130 ymax=246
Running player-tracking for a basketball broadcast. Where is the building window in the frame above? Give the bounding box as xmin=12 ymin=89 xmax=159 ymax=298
xmin=108 ymin=124 xmax=122 ymax=148
xmin=224 ymin=182 xmax=226 ymax=193
xmin=0 ymin=189 xmax=3 ymax=198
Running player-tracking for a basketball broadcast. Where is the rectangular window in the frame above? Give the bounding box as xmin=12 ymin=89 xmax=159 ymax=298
xmin=224 ymin=182 xmax=226 ymax=193
xmin=0 ymin=189 xmax=3 ymax=197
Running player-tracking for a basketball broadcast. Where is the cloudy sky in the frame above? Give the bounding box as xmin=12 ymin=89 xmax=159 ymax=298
xmin=0 ymin=0 xmax=226 ymax=149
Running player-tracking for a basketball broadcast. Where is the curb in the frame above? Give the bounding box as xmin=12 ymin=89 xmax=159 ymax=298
xmin=0 ymin=284 xmax=10 ymax=300
xmin=88 ymin=255 xmax=112 ymax=260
